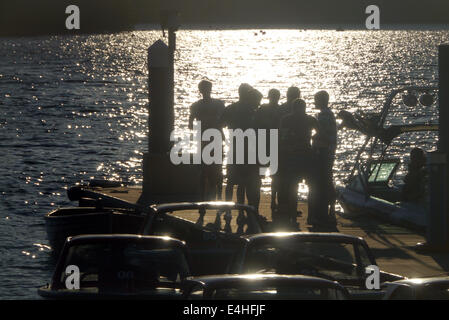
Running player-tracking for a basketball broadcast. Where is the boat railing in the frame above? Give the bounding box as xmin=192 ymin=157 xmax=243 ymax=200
xmin=345 ymin=86 xmax=439 ymax=185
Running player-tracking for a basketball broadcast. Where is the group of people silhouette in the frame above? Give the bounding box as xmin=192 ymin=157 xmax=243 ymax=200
xmin=189 ymin=79 xmax=338 ymax=231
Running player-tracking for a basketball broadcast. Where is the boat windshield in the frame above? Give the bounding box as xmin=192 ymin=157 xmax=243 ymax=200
xmin=56 ymin=241 xmax=190 ymax=291
xmin=367 ymin=159 xmax=400 ymax=184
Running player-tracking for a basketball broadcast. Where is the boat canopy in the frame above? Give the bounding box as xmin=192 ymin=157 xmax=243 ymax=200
xmin=338 ymin=110 xmax=439 ymax=145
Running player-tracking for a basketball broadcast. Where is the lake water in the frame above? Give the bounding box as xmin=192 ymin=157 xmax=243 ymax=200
xmin=0 ymin=28 xmax=446 ymax=299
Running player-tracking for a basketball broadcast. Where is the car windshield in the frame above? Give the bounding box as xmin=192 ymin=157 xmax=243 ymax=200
xmin=243 ymin=240 xmax=368 ymax=281
xmin=57 ymin=241 xmax=190 ymax=291
xmin=210 ymin=285 xmax=346 ymax=300
xmin=159 ymin=207 xmax=260 ymax=235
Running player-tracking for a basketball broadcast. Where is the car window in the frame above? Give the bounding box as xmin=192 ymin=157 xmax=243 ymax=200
xmin=58 ymin=242 xmax=189 ymax=290
xmin=357 ymin=244 xmax=374 ymax=267
xmin=165 ymin=208 xmax=256 ymax=235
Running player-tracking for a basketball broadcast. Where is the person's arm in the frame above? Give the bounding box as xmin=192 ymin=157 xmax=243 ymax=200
xmin=279 ymin=116 xmax=290 ymax=142
xmin=310 ymin=116 xmax=319 ymax=131
xmin=220 ymin=106 xmax=230 ymax=128
xmin=188 ymin=103 xmax=197 ymax=130
xmin=254 ymin=108 xmax=262 ymax=129
xmin=216 ymin=100 xmax=226 ymax=137
xmin=314 ymin=112 xmax=335 ymax=148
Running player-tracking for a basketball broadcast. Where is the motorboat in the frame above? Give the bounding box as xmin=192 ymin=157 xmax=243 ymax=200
xmin=336 ymin=86 xmax=439 ymax=231
xmin=45 ymin=185 xmax=147 ymax=254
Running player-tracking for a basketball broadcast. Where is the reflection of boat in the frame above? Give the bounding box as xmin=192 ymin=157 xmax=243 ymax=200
xmin=336 ymin=86 xmax=439 ymax=231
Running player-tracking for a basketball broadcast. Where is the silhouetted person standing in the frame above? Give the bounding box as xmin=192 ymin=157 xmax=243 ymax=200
xmin=309 ymin=91 xmax=337 ymax=230
xmin=279 ymin=86 xmax=301 ymax=117
xmin=189 ymin=80 xmax=225 ymax=201
xmin=278 ymin=98 xmax=317 ymax=230
xmin=255 ymin=89 xmax=281 ymax=217
xmin=221 ymin=83 xmax=254 ymax=207
xmin=245 ymin=88 xmax=264 ymax=212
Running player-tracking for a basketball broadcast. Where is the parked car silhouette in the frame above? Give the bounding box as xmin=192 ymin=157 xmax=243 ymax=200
xmin=383 ymin=277 xmax=449 ymax=300
xmin=141 ymin=202 xmax=265 ymax=275
xmin=38 ymin=234 xmax=191 ymax=299
xmin=227 ymin=232 xmax=404 ymax=299
xmin=182 ymin=274 xmax=350 ymax=300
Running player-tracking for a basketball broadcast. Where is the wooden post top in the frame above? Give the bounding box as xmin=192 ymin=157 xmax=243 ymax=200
xmin=148 ymin=40 xmax=169 ymax=68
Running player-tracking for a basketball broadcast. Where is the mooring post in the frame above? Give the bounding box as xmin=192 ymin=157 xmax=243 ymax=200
xmin=419 ymin=44 xmax=449 ymax=251
xmin=439 ymin=45 xmax=449 ymax=155
xmin=160 ymin=5 xmax=179 ymax=125
xmin=147 ymin=40 xmax=172 ymax=153
xmin=140 ymin=8 xmax=200 ymax=204
xmin=142 ymin=39 xmax=173 ymax=199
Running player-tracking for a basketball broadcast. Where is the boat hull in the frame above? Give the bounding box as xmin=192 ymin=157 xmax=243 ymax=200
xmin=45 ymin=207 xmax=144 ymax=254
xmin=337 ymin=186 xmax=427 ymax=232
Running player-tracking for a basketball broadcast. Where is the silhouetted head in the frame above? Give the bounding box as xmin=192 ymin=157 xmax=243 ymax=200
xmin=314 ymin=90 xmax=329 ymax=109
xmin=198 ymin=80 xmax=212 ymax=99
xmin=268 ymin=89 xmax=280 ymax=105
xmin=238 ymin=83 xmax=253 ymax=102
xmin=291 ymin=98 xmax=306 ymax=116
xmin=286 ymin=87 xmax=301 ymax=103
xmin=410 ymin=147 xmax=426 ymax=168
xmin=249 ymin=88 xmax=263 ymax=109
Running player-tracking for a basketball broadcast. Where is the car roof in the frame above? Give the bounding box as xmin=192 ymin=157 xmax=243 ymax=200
xmin=390 ymin=276 xmax=449 ymax=286
xmin=186 ymin=274 xmax=344 ymax=289
xmin=151 ymin=201 xmax=254 ymax=213
xmin=243 ymin=232 xmax=365 ymax=243
xmin=66 ymin=234 xmax=186 ymax=247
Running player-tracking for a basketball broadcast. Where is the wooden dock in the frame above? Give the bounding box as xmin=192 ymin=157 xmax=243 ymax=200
xmin=90 ymin=185 xmax=449 ymax=279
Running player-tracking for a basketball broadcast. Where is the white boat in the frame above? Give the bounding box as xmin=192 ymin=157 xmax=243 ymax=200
xmin=336 ymin=86 xmax=439 ymax=231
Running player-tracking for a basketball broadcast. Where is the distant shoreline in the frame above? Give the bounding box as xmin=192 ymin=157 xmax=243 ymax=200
xmin=135 ymin=23 xmax=449 ymax=31
xmin=1 ymin=24 xmax=449 ymax=39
